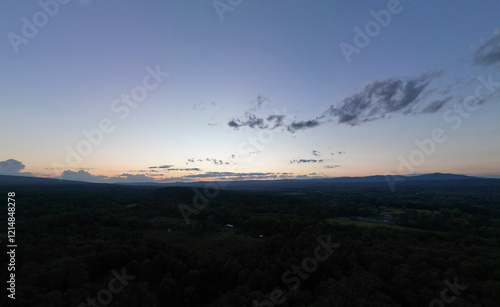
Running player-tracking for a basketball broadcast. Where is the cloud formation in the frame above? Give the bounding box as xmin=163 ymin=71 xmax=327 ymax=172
xmin=183 ymin=171 xmax=294 ymax=180
xmin=473 ymin=28 xmax=500 ymax=67
xmin=186 ymin=157 xmax=234 ymax=166
xmin=61 ymin=170 xmax=107 ymax=182
xmin=60 ymin=170 xmax=156 ymax=183
xmin=149 ymin=165 xmax=174 ymax=169
xmin=228 ymin=112 xmax=267 ymax=129
xmin=324 ymin=165 xmax=340 ymax=169
xmin=0 ymin=159 xmax=29 ymax=175
xmin=323 ymin=71 xmax=443 ymax=125
xmin=420 ymin=97 xmax=453 ymax=114
xmin=287 ymin=120 xmax=321 ymax=132
xmin=110 ymin=174 xmax=154 ymax=183
xmin=227 ymin=71 xmax=450 ymax=132
xmin=289 ymin=159 xmax=324 ymax=164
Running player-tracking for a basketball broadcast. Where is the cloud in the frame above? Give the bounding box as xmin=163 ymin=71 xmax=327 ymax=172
xmin=0 ymin=159 xmax=30 ymax=176
xmin=266 ymin=115 xmax=287 ymax=129
xmin=324 ymin=71 xmax=442 ymax=126
xmin=60 ymin=170 xmax=107 ymax=182
xmin=228 ymin=112 xmax=267 ymax=129
xmin=227 ymin=70 xmax=449 ymax=133
xmin=183 ymin=171 xmax=294 ymax=180
xmin=128 ymin=169 xmax=159 ymax=173
xmin=325 ymin=165 xmax=340 ymax=169
xmin=473 ymin=28 xmax=500 ymax=67
xmin=60 ymin=170 xmax=157 ymax=183
xmin=166 ymin=168 xmax=201 ymax=172
xmin=249 ymin=93 xmax=270 ymax=111
xmin=149 ymin=165 xmax=173 ymax=169
xmin=312 ymin=150 xmax=321 ymax=156
xmin=110 ymin=174 xmax=154 ymax=183
xmin=287 ymin=120 xmax=321 ymax=132
xmin=289 ymin=159 xmax=324 ymax=164
xmin=193 ymin=101 xmax=216 ymax=111
xmin=420 ymin=96 xmax=453 ymax=114
xmin=228 ymin=94 xmax=294 ymax=131
xmin=187 ymin=157 xmax=234 ymax=166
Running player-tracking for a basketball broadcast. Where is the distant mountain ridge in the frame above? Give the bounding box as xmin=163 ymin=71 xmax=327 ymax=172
xmin=0 ymin=172 xmax=486 ymax=187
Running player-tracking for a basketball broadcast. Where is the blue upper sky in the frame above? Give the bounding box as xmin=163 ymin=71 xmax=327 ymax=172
xmin=1 ymin=0 xmax=499 ymax=182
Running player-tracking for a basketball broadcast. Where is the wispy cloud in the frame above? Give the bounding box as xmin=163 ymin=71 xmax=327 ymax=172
xmin=473 ymin=27 xmax=500 ymax=67
xmin=149 ymin=165 xmax=174 ymax=169
xmin=186 ymin=157 xmax=234 ymax=166
xmin=289 ymin=159 xmax=324 ymax=164
xmin=183 ymin=171 xmax=294 ymax=180
xmin=227 ymin=71 xmax=449 ymax=132
xmin=325 ymin=165 xmax=340 ymax=169
xmin=228 ymin=112 xmax=268 ymax=129
xmin=420 ymin=97 xmax=453 ymax=114
xmin=287 ymin=120 xmax=321 ymax=132
xmin=323 ymin=71 xmax=443 ymax=126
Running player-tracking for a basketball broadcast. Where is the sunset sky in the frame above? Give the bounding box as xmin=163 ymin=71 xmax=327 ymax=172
xmin=1 ymin=0 xmax=499 ymax=182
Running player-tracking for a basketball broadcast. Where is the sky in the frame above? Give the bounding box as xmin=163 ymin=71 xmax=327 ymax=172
xmin=1 ymin=0 xmax=499 ymax=183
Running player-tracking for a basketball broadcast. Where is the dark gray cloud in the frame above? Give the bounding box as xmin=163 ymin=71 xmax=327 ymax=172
xmin=420 ymin=96 xmax=453 ymax=114
xmin=287 ymin=120 xmax=321 ymax=132
xmin=473 ymin=28 xmax=500 ymax=67
xmin=229 ymin=113 xmax=295 ymax=130
xmin=228 ymin=112 xmax=267 ymax=129
xmin=149 ymin=165 xmax=174 ymax=169
xmin=228 ymin=71 xmax=447 ymax=132
xmin=0 ymin=159 xmax=29 ymax=175
xmin=289 ymin=159 xmax=324 ymax=164
xmin=266 ymin=115 xmax=287 ymax=129
xmin=324 ymin=71 xmax=442 ymax=125
xmin=166 ymin=168 xmax=201 ymax=172
xmin=312 ymin=150 xmax=320 ymax=156
xmin=187 ymin=157 xmax=234 ymax=166
xmin=227 ymin=94 xmax=294 ymax=131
